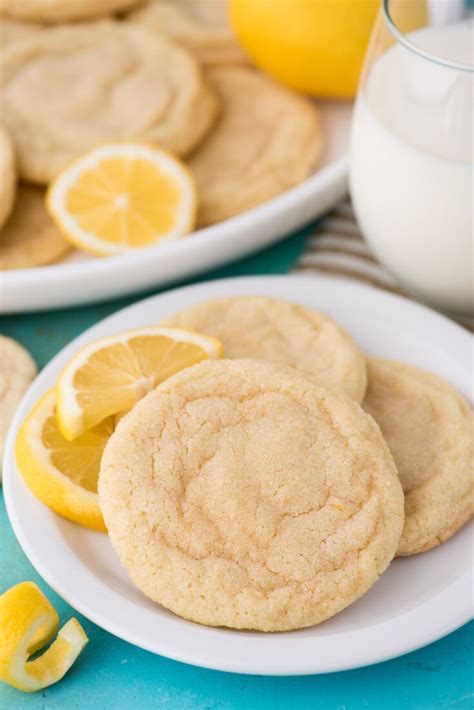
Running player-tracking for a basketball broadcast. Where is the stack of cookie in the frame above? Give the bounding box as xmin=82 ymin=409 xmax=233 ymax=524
xmin=98 ymin=296 xmax=473 ymax=632
xmin=0 ymin=0 xmax=323 ymax=267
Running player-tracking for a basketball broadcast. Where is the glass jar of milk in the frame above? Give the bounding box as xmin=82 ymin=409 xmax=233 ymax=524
xmin=350 ymin=0 xmax=473 ymax=314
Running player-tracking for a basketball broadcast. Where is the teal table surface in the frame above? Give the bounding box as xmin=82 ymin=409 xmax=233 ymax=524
xmin=1 ymin=229 xmax=472 ymax=709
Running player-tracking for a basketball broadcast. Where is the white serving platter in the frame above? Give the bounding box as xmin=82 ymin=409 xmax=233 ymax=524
xmin=0 ymin=102 xmax=351 ymax=313
xmin=4 ymin=275 xmax=472 ymax=675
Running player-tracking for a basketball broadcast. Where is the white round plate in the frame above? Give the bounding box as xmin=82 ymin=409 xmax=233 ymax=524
xmin=0 ymin=102 xmax=350 ymax=314
xmin=3 ymin=276 xmax=473 ymax=676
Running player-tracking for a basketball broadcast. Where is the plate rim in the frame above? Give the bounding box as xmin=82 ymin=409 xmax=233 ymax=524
xmin=3 ymin=275 xmax=473 ymax=676
xmin=1 ymin=159 xmax=347 ymax=284
xmin=0 ymin=142 xmax=349 ymax=313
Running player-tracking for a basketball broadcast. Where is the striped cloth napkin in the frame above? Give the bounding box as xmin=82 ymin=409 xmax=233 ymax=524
xmin=293 ymin=200 xmax=473 ymax=333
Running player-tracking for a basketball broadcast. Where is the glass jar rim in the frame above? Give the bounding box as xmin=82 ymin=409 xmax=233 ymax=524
xmin=383 ymin=0 xmax=473 ymax=72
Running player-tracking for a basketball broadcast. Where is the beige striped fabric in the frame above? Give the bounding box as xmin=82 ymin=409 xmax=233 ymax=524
xmin=293 ymin=200 xmax=473 ymax=332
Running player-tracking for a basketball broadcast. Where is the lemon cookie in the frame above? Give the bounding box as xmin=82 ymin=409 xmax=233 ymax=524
xmin=0 ymin=125 xmax=16 ymax=229
xmin=0 ymin=0 xmax=144 ymax=23
xmin=0 ymin=335 xmax=36 ymax=475
xmin=0 ymin=22 xmax=219 ymax=183
xmin=0 ymin=185 xmax=70 ymax=269
xmin=0 ymin=17 xmax=43 ymax=48
xmin=129 ymin=0 xmax=247 ymax=65
xmin=363 ymin=358 xmax=473 ymax=556
xmin=99 ymin=359 xmax=403 ymax=631
xmin=188 ymin=67 xmax=322 ymax=226
xmin=163 ymin=296 xmax=367 ymax=401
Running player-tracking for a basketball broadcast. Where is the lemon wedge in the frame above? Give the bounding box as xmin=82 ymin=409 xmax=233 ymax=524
xmin=55 ymin=326 xmax=223 ymax=440
xmin=0 ymin=581 xmax=87 ymax=693
xmin=46 ymin=143 xmax=197 ymax=256
xmin=15 ymin=389 xmax=111 ymax=530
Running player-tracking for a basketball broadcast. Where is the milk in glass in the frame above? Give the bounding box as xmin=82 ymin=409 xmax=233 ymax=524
xmin=350 ymin=21 xmax=473 ymax=312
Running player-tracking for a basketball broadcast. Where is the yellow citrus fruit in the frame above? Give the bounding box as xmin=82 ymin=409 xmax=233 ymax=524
xmin=0 ymin=581 xmax=87 ymax=692
xmin=230 ymin=0 xmax=379 ymax=98
xmin=56 ymin=326 xmax=223 ymax=440
xmin=46 ymin=143 xmax=197 ymax=256
xmin=15 ymin=389 xmax=111 ymax=531
xmin=231 ymin=1 xmax=428 ymax=98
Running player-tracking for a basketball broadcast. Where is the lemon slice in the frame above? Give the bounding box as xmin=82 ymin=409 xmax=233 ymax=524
xmin=46 ymin=143 xmax=197 ymax=256
xmin=15 ymin=390 xmax=111 ymax=530
xmin=56 ymin=326 xmax=223 ymax=440
xmin=0 ymin=581 xmax=87 ymax=693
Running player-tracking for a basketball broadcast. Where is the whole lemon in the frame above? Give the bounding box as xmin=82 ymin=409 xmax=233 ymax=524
xmin=230 ymin=0 xmax=380 ymax=98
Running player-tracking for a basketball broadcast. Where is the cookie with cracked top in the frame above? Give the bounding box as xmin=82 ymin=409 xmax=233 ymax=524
xmin=99 ymin=359 xmax=403 ymax=631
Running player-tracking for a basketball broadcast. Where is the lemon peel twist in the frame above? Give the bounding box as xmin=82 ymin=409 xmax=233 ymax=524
xmin=0 ymin=581 xmax=88 ymax=692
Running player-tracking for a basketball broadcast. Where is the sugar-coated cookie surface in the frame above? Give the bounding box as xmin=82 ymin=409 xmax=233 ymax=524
xmin=163 ymin=296 xmax=367 ymax=401
xmin=0 ymin=0 xmax=144 ymax=23
xmin=99 ymin=359 xmax=403 ymax=632
xmin=0 ymin=21 xmax=219 ymax=183
xmin=363 ymin=358 xmax=474 ymax=556
xmin=129 ymin=0 xmax=247 ymax=65
xmin=0 ymin=185 xmax=70 ymax=269
xmin=0 ymin=125 xmax=16 ymax=229
xmin=0 ymin=335 xmax=36 ymax=470
xmin=188 ymin=67 xmax=322 ymax=226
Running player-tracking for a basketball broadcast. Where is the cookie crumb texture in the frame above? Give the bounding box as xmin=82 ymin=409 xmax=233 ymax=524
xmin=164 ymin=296 xmax=367 ymax=402
xmin=100 ymin=359 xmax=403 ymax=631
xmin=364 ymin=358 xmax=474 ymax=556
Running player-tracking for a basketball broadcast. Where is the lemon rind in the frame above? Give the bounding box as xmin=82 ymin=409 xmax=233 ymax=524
xmin=46 ymin=142 xmax=197 ymax=256
xmin=15 ymin=390 xmax=106 ymax=532
xmin=56 ymin=326 xmax=223 ymax=440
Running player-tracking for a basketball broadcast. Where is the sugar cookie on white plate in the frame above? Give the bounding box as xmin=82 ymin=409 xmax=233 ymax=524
xmin=163 ymin=295 xmax=367 ymax=401
xmin=0 ymin=22 xmax=219 ymax=183
xmin=188 ymin=66 xmax=322 ymax=226
xmin=99 ymin=359 xmax=403 ymax=632
xmin=363 ymin=358 xmax=473 ymax=556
